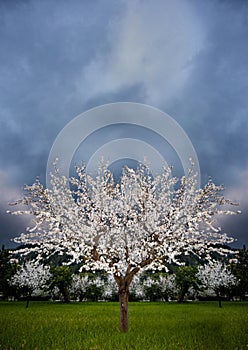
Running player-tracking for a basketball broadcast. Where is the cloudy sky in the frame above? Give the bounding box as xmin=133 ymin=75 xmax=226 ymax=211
xmin=0 ymin=0 xmax=247 ymax=248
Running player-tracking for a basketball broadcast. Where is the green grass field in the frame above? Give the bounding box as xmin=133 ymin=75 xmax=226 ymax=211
xmin=0 ymin=301 xmax=247 ymax=350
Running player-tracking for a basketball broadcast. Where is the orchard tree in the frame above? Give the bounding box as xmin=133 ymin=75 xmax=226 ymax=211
xmin=197 ymin=261 xmax=237 ymax=307
xmin=49 ymin=265 xmax=72 ymax=303
xmin=10 ymin=261 xmax=51 ymax=307
xmin=175 ymin=265 xmax=199 ymax=303
xmin=0 ymin=245 xmax=18 ymax=300
xmin=129 ymin=274 xmax=145 ymax=300
xmin=230 ymin=245 xmax=248 ymax=300
xmin=102 ymin=274 xmax=119 ymax=301
xmin=71 ymin=273 xmax=104 ymax=301
xmin=9 ymin=161 xmax=239 ymax=331
xmin=70 ymin=274 xmax=90 ymax=301
xmin=143 ymin=273 xmax=176 ymax=301
xmin=157 ymin=274 xmax=177 ymax=301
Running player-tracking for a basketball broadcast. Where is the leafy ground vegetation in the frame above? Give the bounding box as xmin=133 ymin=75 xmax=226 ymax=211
xmin=0 ymin=301 xmax=247 ymax=350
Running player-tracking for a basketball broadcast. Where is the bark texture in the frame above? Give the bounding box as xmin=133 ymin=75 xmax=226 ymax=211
xmin=115 ymin=272 xmax=136 ymax=332
xmin=119 ymin=288 xmax=129 ymax=333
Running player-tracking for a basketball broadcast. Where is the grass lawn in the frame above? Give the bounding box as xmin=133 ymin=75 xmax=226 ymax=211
xmin=0 ymin=301 xmax=247 ymax=350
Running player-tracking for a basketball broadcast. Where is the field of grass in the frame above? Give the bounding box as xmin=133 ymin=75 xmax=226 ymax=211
xmin=0 ymin=301 xmax=247 ymax=350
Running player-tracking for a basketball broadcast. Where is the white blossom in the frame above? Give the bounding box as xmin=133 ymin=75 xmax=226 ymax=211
xmin=10 ymin=261 xmax=51 ymax=295
xmin=197 ymin=261 xmax=237 ymax=297
xmin=9 ymin=161 xmax=238 ymax=295
xmin=70 ymin=274 xmax=104 ymax=300
xmin=129 ymin=274 xmax=145 ymax=299
xmin=102 ymin=274 xmax=118 ymax=299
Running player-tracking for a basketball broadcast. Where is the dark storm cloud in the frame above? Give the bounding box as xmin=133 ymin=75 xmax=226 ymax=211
xmin=0 ymin=208 xmax=27 ymax=249
xmin=0 ymin=0 xmax=247 ymax=248
xmin=0 ymin=0 xmax=123 ymax=245
xmin=168 ymin=0 xmax=248 ymax=186
xmin=0 ymin=0 xmax=125 ymax=175
xmin=167 ymin=0 xmax=248 ymax=247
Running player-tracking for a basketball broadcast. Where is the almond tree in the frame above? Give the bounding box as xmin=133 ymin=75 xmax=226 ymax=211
xmin=10 ymin=261 xmax=51 ymax=307
xmin=129 ymin=274 xmax=145 ymax=300
xmin=197 ymin=261 xmax=237 ymax=307
xmin=70 ymin=274 xmax=104 ymax=301
xmin=70 ymin=274 xmax=91 ymax=301
xmin=143 ymin=274 xmax=177 ymax=301
xmin=9 ymin=161 xmax=239 ymax=331
xmin=102 ymin=274 xmax=118 ymax=301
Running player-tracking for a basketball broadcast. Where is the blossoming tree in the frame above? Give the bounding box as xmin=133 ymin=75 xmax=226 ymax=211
xmin=197 ymin=261 xmax=237 ymax=307
xmin=143 ymin=273 xmax=176 ymax=301
xmin=10 ymin=261 xmax=51 ymax=307
xmin=70 ymin=274 xmax=104 ymax=301
xmin=9 ymin=161 xmax=238 ymax=331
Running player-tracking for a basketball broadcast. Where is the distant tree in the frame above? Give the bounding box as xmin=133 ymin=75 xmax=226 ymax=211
xmin=102 ymin=275 xmax=118 ymax=301
xmin=143 ymin=273 xmax=176 ymax=301
xmin=175 ymin=265 xmax=199 ymax=303
xmin=49 ymin=265 xmax=72 ymax=303
xmin=129 ymin=274 xmax=145 ymax=300
xmin=143 ymin=275 xmax=162 ymax=301
xmin=197 ymin=262 xmax=237 ymax=307
xmin=71 ymin=273 xmax=104 ymax=301
xmin=70 ymin=274 xmax=90 ymax=301
xmin=9 ymin=161 xmax=238 ymax=332
xmin=10 ymin=261 xmax=51 ymax=307
xmin=157 ymin=274 xmax=177 ymax=301
xmin=0 ymin=245 xmax=18 ymax=299
xmin=85 ymin=276 xmax=104 ymax=301
xmin=230 ymin=245 xmax=248 ymax=300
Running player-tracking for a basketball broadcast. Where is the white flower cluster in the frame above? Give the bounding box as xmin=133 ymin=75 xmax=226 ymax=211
xmin=197 ymin=261 xmax=237 ymax=296
xmin=70 ymin=274 xmax=104 ymax=299
xmin=10 ymin=261 xmax=51 ymax=295
xmin=143 ymin=274 xmax=176 ymax=295
xmin=102 ymin=274 xmax=118 ymax=299
xmin=9 ymin=161 xmax=238 ymax=287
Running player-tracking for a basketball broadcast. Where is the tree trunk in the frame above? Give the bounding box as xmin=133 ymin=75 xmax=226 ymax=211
xmin=216 ymin=290 xmax=222 ymax=308
xmin=26 ymin=297 xmax=29 ymax=308
xmin=114 ymin=269 xmax=137 ymax=333
xmin=119 ymin=288 xmax=129 ymax=333
xmin=61 ymin=287 xmax=70 ymax=303
xmin=26 ymin=292 xmax=31 ymax=308
xmin=177 ymin=289 xmax=186 ymax=303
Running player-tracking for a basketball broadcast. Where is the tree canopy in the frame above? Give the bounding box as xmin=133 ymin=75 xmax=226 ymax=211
xmin=8 ymin=160 xmax=239 ymax=331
